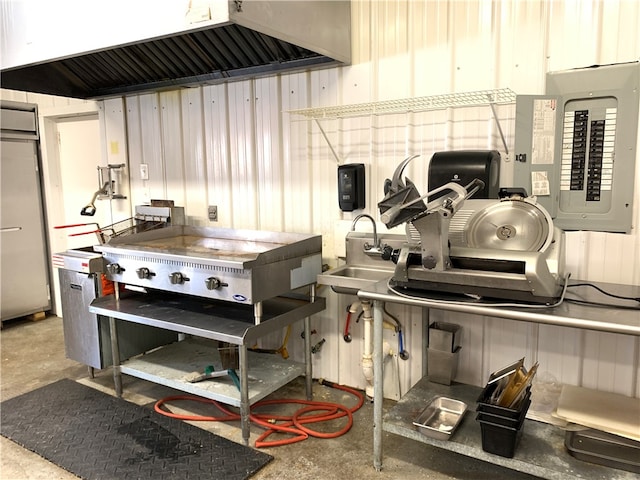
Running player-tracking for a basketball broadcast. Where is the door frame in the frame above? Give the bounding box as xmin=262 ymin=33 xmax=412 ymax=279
xmin=38 ymin=103 xmax=102 ymax=316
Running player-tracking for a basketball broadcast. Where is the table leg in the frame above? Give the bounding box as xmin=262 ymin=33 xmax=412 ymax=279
xmin=305 ymin=284 xmax=315 ymax=400
xmin=239 ymin=344 xmax=250 ymax=446
xmin=110 ymin=282 xmax=122 ymax=397
xmin=373 ymin=299 xmax=384 ymax=471
xmin=109 ymin=316 xmax=122 ymax=397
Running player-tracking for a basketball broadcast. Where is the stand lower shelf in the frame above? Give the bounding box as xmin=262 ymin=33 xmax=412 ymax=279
xmin=121 ymin=337 xmax=303 ymax=407
xmin=384 ymin=376 xmax=637 ymax=480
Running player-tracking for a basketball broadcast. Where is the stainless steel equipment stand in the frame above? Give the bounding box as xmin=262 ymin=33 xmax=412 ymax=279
xmin=95 ymin=289 xmax=325 ymax=447
xmin=360 ymin=279 xmax=640 ymax=478
xmin=305 ymin=284 xmax=316 ymax=400
xmin=110 ymin=282 xmax=122 ymax=397
xmin=239 ymin=344 xmax=250 ymax=443
xmin=372 ymin=298 xmax=384 ymax=471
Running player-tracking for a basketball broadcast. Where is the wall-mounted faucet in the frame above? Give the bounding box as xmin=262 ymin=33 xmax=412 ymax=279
xmin=351 ymin=214 xmax=389 ymax=255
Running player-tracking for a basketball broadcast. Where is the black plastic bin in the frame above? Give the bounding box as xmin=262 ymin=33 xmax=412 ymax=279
xmin=477 ymin=417 xmax=525 ymax=458
xmin=476 ymin=380 xmax=532 ymax=457
xmin=476 ymin=398 xmax=531 ymax=428
xmin=476 ymin=382 xmax=531 ymax=418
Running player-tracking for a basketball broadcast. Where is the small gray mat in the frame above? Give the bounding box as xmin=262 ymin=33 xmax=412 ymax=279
xmin=1 ymin=379 xmax=272 ymax=479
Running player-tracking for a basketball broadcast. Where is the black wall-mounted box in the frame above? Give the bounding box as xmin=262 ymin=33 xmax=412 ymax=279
xmin=428 ymin=150 xmax=501 ymax=200
xmin=338 ymin=163 xmax=365 ymax=211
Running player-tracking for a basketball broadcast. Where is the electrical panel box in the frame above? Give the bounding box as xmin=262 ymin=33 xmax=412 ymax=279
xmin=338 ymin=163 xmax=365 ymax=211
xmin=513 ymin=62 xmax=639 ymax=233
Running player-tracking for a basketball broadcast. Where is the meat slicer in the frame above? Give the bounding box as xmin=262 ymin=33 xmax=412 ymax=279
xmin=378 ymin=155 xmax=566 ymax=304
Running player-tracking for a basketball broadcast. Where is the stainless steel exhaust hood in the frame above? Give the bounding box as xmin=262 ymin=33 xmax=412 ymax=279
xmin=0 ymin=1 xmax=350 ymax=99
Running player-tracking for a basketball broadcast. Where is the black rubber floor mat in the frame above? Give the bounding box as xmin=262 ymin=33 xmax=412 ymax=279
xmin=1 ymin=379 xmax=272 ymax=479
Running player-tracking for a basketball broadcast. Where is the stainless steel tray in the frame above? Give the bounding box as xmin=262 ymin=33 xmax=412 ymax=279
xmin=413 ymin=396 xmax=468 ymax=441
xmin=565 ymin=429 xmax=640 ymax=474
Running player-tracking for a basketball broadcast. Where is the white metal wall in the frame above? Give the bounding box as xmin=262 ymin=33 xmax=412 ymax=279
xmin=3 ymin=0 xmax=639 ymax=399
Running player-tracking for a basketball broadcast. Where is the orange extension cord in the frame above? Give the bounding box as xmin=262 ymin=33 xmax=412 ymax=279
xmin=154 ymin=379 xmax=365 ymax=448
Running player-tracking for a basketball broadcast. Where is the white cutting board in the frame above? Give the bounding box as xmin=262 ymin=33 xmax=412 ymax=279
xmin=555 ymin=385 xmax=640 ymax=441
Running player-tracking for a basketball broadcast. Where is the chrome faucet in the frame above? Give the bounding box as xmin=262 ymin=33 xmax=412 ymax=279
xmin=351 ymin=214 xmax=385 ymax=254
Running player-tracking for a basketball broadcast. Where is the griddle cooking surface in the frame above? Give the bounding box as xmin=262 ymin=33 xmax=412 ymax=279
xmin=114 ymin=235 xmax=286 ymax=260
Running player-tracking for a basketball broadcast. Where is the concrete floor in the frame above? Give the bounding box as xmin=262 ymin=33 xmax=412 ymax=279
xmin=0 ymin=315 xmax=538 ymax=479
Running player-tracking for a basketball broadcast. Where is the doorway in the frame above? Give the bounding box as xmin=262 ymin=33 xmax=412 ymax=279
xmin=55 ymin=116 xmax=114 ymax=250
xmin=44 ymin=114 xmax=120 ymax=316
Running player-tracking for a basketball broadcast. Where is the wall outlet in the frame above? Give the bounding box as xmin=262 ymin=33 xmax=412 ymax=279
xmin=139 ymin=163 xmax=149 ymax=180
xmin=208 ymin=205 xmax=218 ymax=222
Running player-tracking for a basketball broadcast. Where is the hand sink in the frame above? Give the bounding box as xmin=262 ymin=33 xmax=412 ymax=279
xmin=317 ymin=264 xmax=393 ymax=295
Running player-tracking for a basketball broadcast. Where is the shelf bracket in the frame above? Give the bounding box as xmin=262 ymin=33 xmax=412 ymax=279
xmin=487 ymin=97 xmax=510 ymax=156
xmin=314 ymin=119 xmax=342 ymax=164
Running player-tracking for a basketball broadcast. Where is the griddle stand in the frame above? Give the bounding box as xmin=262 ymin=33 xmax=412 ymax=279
xmin=91 ymin=284 xmax=324 ymax=446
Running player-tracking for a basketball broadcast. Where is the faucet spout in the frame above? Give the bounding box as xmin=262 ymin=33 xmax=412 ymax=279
xmin=351 ymin=214 xmax=380 ymax=251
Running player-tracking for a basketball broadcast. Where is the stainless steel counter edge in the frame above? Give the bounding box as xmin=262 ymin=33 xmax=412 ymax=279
xmin=357 ymin=279 xmax=640 ymax=336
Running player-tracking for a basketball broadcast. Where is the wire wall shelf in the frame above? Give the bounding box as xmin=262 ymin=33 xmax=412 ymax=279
xmin=288 ymin=88 xmax=517 ymax=120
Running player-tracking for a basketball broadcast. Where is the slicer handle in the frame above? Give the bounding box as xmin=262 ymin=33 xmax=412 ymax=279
xmin=463 ymin=178 xmax=486 ymax=199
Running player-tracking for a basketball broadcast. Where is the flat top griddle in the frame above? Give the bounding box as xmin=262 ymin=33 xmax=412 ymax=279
xmin=111 ymin=235 xmax=286 ymax=262
xmin=94 ymin=225 xmax=322 ymax=269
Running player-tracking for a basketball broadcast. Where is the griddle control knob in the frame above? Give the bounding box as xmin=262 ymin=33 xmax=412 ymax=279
xmin=205 ymin=277 xmax=228 ymax=290
xmin=136 ymin=267 xmax=155 ymax=279
xmin=106 ymin=263 xmax=123 ymax=275
xmin=169 ymin=272 xmax=189 ymax=284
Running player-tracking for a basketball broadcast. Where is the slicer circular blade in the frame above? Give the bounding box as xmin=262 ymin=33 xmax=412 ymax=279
xmin=464 ymin=199 xmax=552 ymax=252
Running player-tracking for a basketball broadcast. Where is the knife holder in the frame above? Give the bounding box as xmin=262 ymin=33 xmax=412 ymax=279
xmin=427 ymin=346 xmax=461 ymax=385
xmin=429 ymin=322 xmax=461 ymax=352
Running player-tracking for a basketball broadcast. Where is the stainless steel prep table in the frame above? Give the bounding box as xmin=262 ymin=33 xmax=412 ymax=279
xmin=90 ymin=289 xmax=325 ymax=446
xmin=359 ymin=279 xmax=640 ymax=478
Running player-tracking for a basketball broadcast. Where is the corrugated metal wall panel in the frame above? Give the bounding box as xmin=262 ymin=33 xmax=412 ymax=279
xmin=482 ymin=318 xmax=539 ymax=381
xmin=124 ymin=96 xmax=144 ymax=207
xmin=254 ymin=76 xmax=284 ymax=232
xmin=537 ymin=326 xmax=584 ymax=386
xmin=181 ymin=88 xmax=208 ymax=226
xmin=582 ymin=332 xmax=637 ymax=396
xmin=159 ymin=91 xmax=186 ymax=209
xmin=63 ymin=0 xmax=639 ymax=398
xmin=202 ymin=84 xmax=233 ymax=228
xmin=309 ymin=69 xmax=343 ymax=253
xmin=100 ymin=98 xmax=130 ymax=220
xmin=138 ymin=94 xmax=167 ymax=203
xmin=227 ymin=81 xmax=258 ymax=230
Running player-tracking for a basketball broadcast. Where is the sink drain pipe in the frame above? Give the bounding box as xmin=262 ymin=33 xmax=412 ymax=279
xmin=346 ymin=300 xmax=395 ymax=398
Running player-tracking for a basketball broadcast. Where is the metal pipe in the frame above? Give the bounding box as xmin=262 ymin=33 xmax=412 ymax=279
xmin=254 ymin=301 xmax=262 ymax=325
xmin=351 ymin=214 xmax=379 ymax=250
xmin=361 ymin=301 xmax=374 ymax=398
xmin=372 ymin=299 xmax=384 ymax=471
xmin=361 ymin=300 xmax=392 ymax=398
